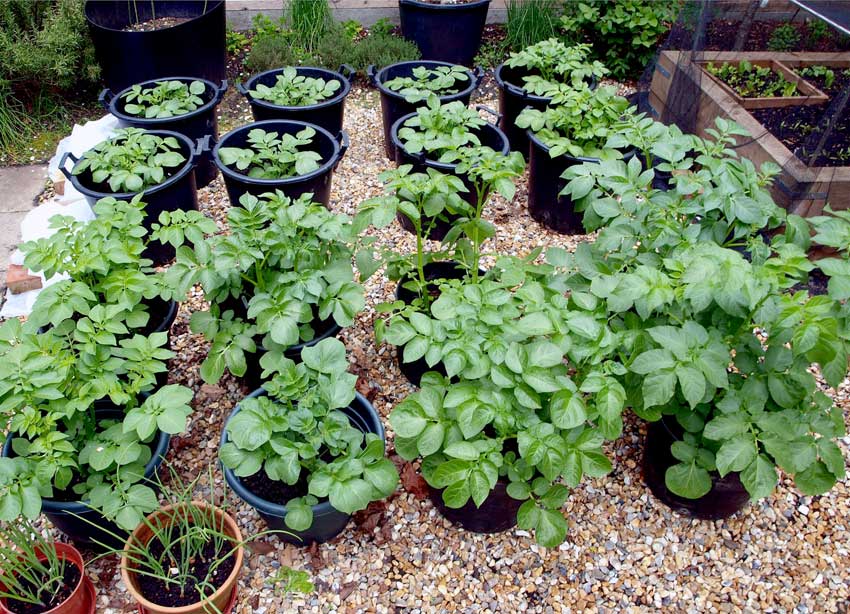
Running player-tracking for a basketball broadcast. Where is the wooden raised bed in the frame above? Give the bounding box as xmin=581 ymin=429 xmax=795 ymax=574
xmin=649 ymin=50 xmax=850 ymax=217
xmin=698 ymin=59 xmax=828 ymax=109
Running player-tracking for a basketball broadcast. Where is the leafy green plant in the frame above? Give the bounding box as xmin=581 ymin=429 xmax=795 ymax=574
xmin=371 ymin=17 xmax=394 ymax=37
xmin=504 ymin=39 xmax=608 ymax=97
xmin=286 ymin=0 xmax=332 ymax=52
xmin=560 ymin=0 xmax=679 ymax=81
xmin=806 ymin=19 xmax=828 ymax=46
xmin=349 ymin=32 xmax=420 ymax=72
xmin=0 ymin=518 xmax=70 ymax=610
xmin=0 ymin=196 xmax=212 ymax=530
xmin=706 ymin=60 xmax=799 ymax=98
xmin=809 ymin=206 xmax=850 ymax=300
xmin=72 ymin=128 xmax=187 ymax=192
xmin=505 ymin=0 xmax=561 ymax=51
xmin=249 ymin=67 xmax=341 ymax=106
xmin=384 ymin=65 xmax=469 ymax=103
xmin=340 ymin=19 xmax=363 ymax=40
xmin=768 ymin=23 xmax=801 ymax=51
xmin=397 ymin=98 xmax=486 ymax=162
xmin=220 ymin=338 xmax=399 ymax=530
xmin=164 ymin=191 xmax=365 ymax=384
xmin=226 ymin=27 xmax=250 ymax=55
xmin=798 ymin=64 xmax=835 ymax=89
xmin=122 ymin=79 xmax=206 ymax=119
xmin=218 ymin=127 xmax=322 ymax=179
xmin=516 ymin=84 xmax=633 ymax=159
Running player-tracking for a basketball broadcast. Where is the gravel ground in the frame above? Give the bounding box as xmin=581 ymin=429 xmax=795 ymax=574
xmin=51 ymin=87 xmax=850 ymax=613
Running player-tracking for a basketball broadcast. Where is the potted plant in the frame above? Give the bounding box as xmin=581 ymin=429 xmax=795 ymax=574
xmin=164 ymin=191 xmax=365 ymax=389
xmin=496 ymin=40 xmax=608 ymax=152
xmin=369 ymin=62 xmax=480 ymax=158
xmin=213 ymin=121 xmax=349 ymax=208
xmin=390 ymin=98 xmax=513 ymax=211
xmin=0 ymin=196 xmax=208 ymax=547
xmin=0 ymin=518 xmax=95 ymax=614
xmin=85 ymin=0 xmax=226 ymax=92
xmin=386 ymin=250 xmax=623 ymax=546
xmin=59 ymin=127 xmax=203 ymax=264
xmin=398 ymin=0 xmax=491 ymax=66
xmin=220 ymin=338 xmax=399 ymax=545
xmin=100 ymin=77 xmax=229 ymax=189
xmin=238 ymin=65 xmax=356 ymax=137
xmin=516 ymin=84 xmax=637 ymax=234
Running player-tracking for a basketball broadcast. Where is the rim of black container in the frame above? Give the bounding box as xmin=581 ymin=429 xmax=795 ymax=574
xmin=84 ymin=0 xmax=225 ymax=32
xmin=243 ymin=66 xmax=352 ymax=113
xmin=374 ymin=60 xmax=478 ymax=104
xmin=108 ymin=76 xmax=223 ymax=126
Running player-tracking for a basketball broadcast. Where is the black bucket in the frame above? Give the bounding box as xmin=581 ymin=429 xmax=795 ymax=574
xmin=59 ymin=130 xmax=202 ymax=265
xmin=369 ymin=61 xmax=481 ymax=159
xmin=527 ymin=131 xmax=635 ymax=235
xmin=429 ymin=478 xmax=522 ymax=533
xmin=85 ymin=0 xmax=226 ymax=93
xmin=213 ymin=120 xmax=348 ymax=208
xmin=99 ymin=77 xmax=228 ymax=189
xmin=2 ymin=405 xmax=172 ymax=550
xmin=398 ymin=0 xmax=491 ymax=66
xmin=391 ymin=110 xmax=508 ymax=212
xmin=494 ymin=63 xmax=556 ymax=156
xmin=222 ymin=390 xmax=385 ymax=546
xmin=238 ymin=66 xmax=355 ymax=138
xmin=643 ymin=418 xmax=750 ymax=520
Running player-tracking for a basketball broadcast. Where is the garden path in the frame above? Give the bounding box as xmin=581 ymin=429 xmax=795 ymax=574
xmin=0 ymin=164 xmax=47 ymax=298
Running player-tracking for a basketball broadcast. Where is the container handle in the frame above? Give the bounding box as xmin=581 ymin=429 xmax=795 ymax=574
xmin=366 ymin=64 xmax=379 ymax=87
xmin=504 ymin=81 xmax=529 ymax=99
xmin=475 ymin=104 xmax=502 ymax=123
xmin=472 ymin=66 xmax=485 ymax=87
xmin=194 ymin=135 xmax=211 ymax=161
xmin=215 ymin=79 xmax=229 ymax=103
xmin=236 ymin=81 xmax=249 ymax=96
xmin=337 ymin=130 xmax=350 ymax=161
xmin=98 ymin=88 xmax=115 ymax=110
xmin=58 ymin=151 xmax=79 ymax=180
xmin=339 ymin=64 xmax=356 ymax=81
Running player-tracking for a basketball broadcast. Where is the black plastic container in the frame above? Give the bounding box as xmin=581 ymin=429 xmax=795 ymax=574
xmin=429 ymin=478 xmax=522 ymax=533
xmin=643 ymin=418 xmax=750 ymax=520
xmin=391 ymin=111 xmax=509 ymax=214
xmin=85 ymin=0 xmax=226 ymax=92
xmin=398 ymin=0 xmax=491 ymax=66
xmin=221 ymin=389 xmax=385 ymax=546
xmin=369 ymin=61 xmax=481 ymax=159
xmin=100 ymin=77 xmax=228 ymax=189
xmin=238 ymin=66 xmax=355 ymax=137
xmin=2 ymin=405 xmax=171 ymax=549
xmin=494 ymin=63 xmax=557 ymax=155
xmin=395 ymin=261 xmax=481 ymax=386
xmin=527 ymin=131 xmax=635 ymax=235
xmin=59 ymin=130 xmax=201 ymax=265
xmin=213 ymin=120 xmax=348 ymax=208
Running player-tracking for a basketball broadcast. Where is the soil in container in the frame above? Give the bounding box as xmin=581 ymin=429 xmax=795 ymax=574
xmin=133 ymin=537 xmax=236 ymax=608
xmin=123 ymin=17 xmax=191 ymax=32
xmin=3 ymin=565 xmax=81 ymax=614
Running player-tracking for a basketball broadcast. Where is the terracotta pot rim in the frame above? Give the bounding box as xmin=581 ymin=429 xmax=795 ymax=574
xmin=120 ymin=501 xmax=244 ymax=614
xmin=0 ymin=542 xmax=88 ymax=614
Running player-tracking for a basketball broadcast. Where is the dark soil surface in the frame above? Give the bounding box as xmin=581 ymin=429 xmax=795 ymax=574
xmin=705 ymin=19 xmax=850 ymax=52
xmin=123 ymin=17 xmax=191 ymax=32
xmin=751 ymin=68 xmax=850 ymax=167
xmin=134 ymin=536 xmax=236 ymax=607
xmin=792 ymin=267 xmax=831 ymax=296
xmin=241 ymin=468 xmax=310 ymax=505
xmin=4 ymin=563 xmax=80 ymax=614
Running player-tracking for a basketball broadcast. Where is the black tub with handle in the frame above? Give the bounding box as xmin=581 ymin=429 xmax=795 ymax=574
xmin=398 ymin=0 xmax=491 ymax=66
xmin=85 ymin=0 xmax=226 ymax=92
xmin=527 ymin=130 xmax=635 ymax=235
xmin=59 ymin=130 xmax=203 ymax=264
xmin=221 ymin=389 xmax=385 ymax=546
xmin=390 ymin=107 xmax=508 ymax=214
xmin=1 ymin=405 xmax=172 ymax=550
xmin=238 ymin=65 xmax=355 ymax=137
xmin=99 ymin=77 xmax=228 ymax=189
xmin=369 ymin=61 xmax=481 ymax=159
xmin=213 ymin=120 xmax=349 ymax=208
xmin=494 ymin=63 xmax=560 ymax=156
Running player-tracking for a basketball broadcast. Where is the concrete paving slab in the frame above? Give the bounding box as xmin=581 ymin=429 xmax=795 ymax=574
xmin=0 ymin=165 xmax=47 ymax=300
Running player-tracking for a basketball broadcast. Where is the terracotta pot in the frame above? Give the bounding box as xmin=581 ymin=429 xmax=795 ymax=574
xmin=0 ymin=542 xmax=96 ymax=614
xmin=121 ymin=502 xmax=243 ymax=614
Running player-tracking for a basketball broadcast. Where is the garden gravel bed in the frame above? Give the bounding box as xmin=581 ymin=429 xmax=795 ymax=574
xmin=65 ymin=87 xmax=850 ymax=613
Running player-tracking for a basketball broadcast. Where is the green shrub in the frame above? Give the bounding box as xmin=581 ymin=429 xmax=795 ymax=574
xmin=560 ymin=0 xmax=679 ymax=81
xmin=351 ymin=32 xmax=420 ymax=72
xmin=505 ymin=0 xmax=561 ymax=51
xmin=245 ymin=33 xmax=313 ymax=72
xmin=806 ymin=19 xmax=828 ymax=46
xmin=768 ymin=23 xmax=801 ymax=51
xmin=226 ymin=27 xmax=250 ymax=55
xmin=371 ymin=17 xmax=395 ymax=37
